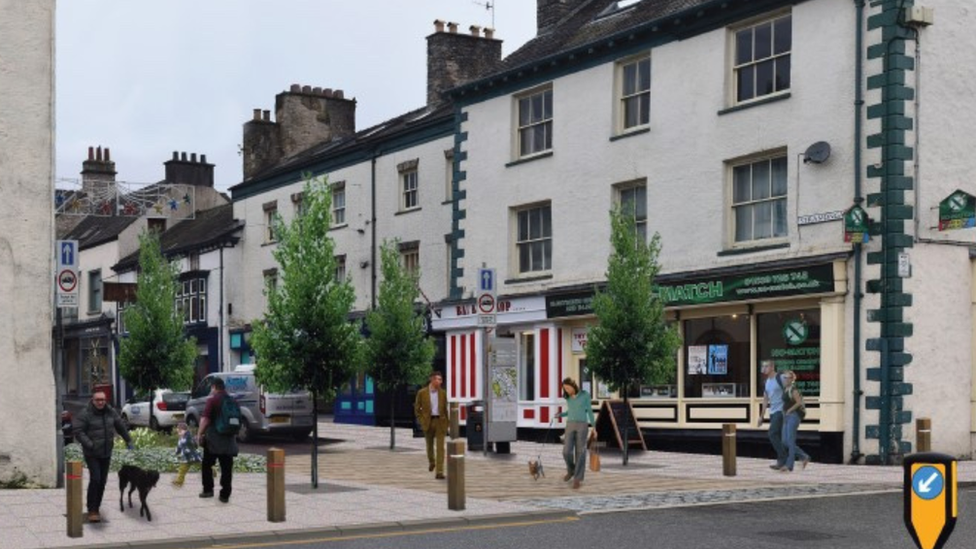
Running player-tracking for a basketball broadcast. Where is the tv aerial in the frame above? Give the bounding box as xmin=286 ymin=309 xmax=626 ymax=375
xmin=473 ymin=1 xmax=495 ymax=29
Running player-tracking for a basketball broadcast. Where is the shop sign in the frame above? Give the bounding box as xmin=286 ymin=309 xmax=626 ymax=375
xmin=844 ymin=205 xmax=870 ymax=243
xmin=571 ymin=328 xmax=589 ymax=353
xmin=938 ymin=190 xmax=976 ymax=231
xmin=546 ymin=292 xmax=596 ymax=318
xmin=656 ymin=263 xmax=835 ymax=307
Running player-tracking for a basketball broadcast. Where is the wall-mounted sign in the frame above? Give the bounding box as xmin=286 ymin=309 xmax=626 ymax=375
xmin=571 ymin=328 xmax=589 ymax=353
xmin=938 ymin=190 xmax=975 ymax=231
xmin=546 ymin=292 xmax=596 ymax=318
xmin=656 ymin=263 xmax=835 ymax=307
xmin=844 ymin=205 xmax=870 ymax=243
xmin=798 ymin=210 xmax=844 ymax=226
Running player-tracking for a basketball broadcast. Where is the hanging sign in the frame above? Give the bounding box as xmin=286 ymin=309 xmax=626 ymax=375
xmin=938 ymin=190 xmax=975 ymax=231
xmin=844 ymin=205 xmax=871 ymax=243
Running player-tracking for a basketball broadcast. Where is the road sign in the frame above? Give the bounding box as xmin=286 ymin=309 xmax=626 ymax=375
xmin=55 ymin=240 xmax=80 ymax=308
xmin=478 ymin=293 xmax=496 ymax=314
xmin=904 ymin=452 xmax=957 ymax=549
xmin=477 ymin=314 xmax=496 ymax=327
xmin=56 ymin=240 xmax=78 ymax=270
xmin=476 ymin=267 xmax=497 ymax=327
xmin=478 ymin=268 xmax=496 ymax=294
xmin=57 ymin=269 xmax=79 ymax=307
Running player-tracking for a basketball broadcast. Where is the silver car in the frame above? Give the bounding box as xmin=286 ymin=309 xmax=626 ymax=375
xmin=184 ymin=366 xmax=315 ymax=442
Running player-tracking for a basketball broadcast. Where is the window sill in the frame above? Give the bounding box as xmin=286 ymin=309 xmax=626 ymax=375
xmin=716 ymin=241 xmax=790 ymax=256
xmin=504 ymin=273 xmax=553 ymax=284
xmin=442 ymin=199 xmax=453 ymax=206
xmin=717 ymin=92 xmax=791 ymax=116
xmin=395 ymin=207 xmax=422 ymax=216
xmin=261 ymin=241 xmax=278 ymax=247
xmin=609 ymin=127 xmax=650 ymax=142
xmin=328 ymin=223 xmax=349 ymax=233
xmin=505 ymin=151 xmax=553 ymax=168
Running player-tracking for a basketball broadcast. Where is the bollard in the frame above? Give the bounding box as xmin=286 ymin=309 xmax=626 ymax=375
xmin=449 ymin=402 xmax=460 ymax=439
xmin=722 ymin=424 xmax=736 ymax=477
xmin=447 ymin=440 xmax=466 ymax=511
xmin=916 ymin=418 xmax=931 ymax=453
xmin=267 ymin=448 xmax=285 ymax=523
xmin=66 ymin=460 xmax=83 ymax=538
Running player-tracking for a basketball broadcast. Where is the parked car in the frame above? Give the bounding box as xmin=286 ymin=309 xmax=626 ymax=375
xmin=184 ymin=365 xmax=314 ymax=443
xmin=121 ymin=389 xmax=190 ymax=431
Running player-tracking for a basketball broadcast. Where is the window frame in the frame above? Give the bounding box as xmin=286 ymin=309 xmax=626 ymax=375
xmin=174 ymin=276 xmax=207 ymax=325
xmin=727 ymin=151 xmax=789 ymax=248
xmin=399 ymin=241 xmax=420 ymax=277
xmin=335 ymin=254 xmax=347 ymax=282
xmin=615 ymin=179 xmax=648 ymax=242
xmin=401 ymin=170 xmax=419 ymax=211
xmin=729 ymin=11 xmax=792 ymax=106
xmin=616 ymin=53 xmax=652 ymax=134
xmin=512 ymin=202 xmax=553 ymax=275
xmin=514 ymin=85 xmax=554 ymax=159
xmin=263 ymin=202 xmax=278 ymax=244
xmin=331 ymin=183 xmax=346 ymax=227
xmin=87 ymin=269 xmax=102 ymax=314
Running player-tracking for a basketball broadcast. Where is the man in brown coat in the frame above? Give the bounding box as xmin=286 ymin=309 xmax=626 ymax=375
xmin=414 ymin=371 xmax=448 ymax=479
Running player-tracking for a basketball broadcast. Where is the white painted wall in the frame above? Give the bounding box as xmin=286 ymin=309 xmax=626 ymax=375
xmin=0 ymin=0 xmax=56 ymax=485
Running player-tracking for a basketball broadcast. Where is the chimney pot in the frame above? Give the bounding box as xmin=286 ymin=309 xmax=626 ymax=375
xmin=88 ymin=146 xmax=94 ymax=160
xmin=105 ymin=148 xmax=110 ymax=161
xmin=262 ymin=110 xmax=271 ymax=121
xmin=448 ymin=22 xmax=458 ymax=33
xmin=312 ymin=86 xmax=322 ymax=95
xmin=173 ymin=151 xmax=179 ymax=160
xmin=485 ymin=27 xmax=495 ymax=39
xmin=323 ymin=88 xmax=333 ymax=98
xmin=191 ymin=153 xmax=197 ymax=163
xmin=181 ymin=152 xmax=187 ymax=161
xmin=290 ymin=84 xmax=301 ymax=92
xmin=96 ymin=146 xmax=102 ymax=162
xmin=252 ymin=108 xmax=261 ymax=120
xmin=470 ymin=25 xmax=481 ymax=37
xmin=201 ymin=154 xmax=207 ymax=163
xmin=302 ymin=85 xmax=312 ymax=93
xmin=334 ymin=90 xmax=344 ymax=99
xmin=434 ymin=19 xmax=445 ymax=32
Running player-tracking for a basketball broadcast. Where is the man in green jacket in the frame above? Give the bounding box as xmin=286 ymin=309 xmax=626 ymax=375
xmin=73 ymin=391 xmax=133 ymax=523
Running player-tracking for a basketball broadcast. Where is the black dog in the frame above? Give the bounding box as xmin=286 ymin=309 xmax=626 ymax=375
xmin=119 ymin=465 xmax=160 ymax=521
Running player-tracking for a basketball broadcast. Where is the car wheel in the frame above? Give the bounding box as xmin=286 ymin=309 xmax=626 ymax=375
xmin=236 ymin=420 xmax=253 ymax=443
xmin=292 ymin=430 xmax=312 ymax=442
xmin=150 ymin=416 xmax=160 ymax=431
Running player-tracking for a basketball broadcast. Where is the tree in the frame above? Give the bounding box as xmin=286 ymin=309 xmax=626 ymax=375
xmin=364 ymin=240 xmax=436 ymax=450
xmin=250 ymin=177 xmax=363 ymax=488
xmin=585 ymin=206 xmax=680 ymax=465
xmin=118 ymin=231 xmax=197 ymax=430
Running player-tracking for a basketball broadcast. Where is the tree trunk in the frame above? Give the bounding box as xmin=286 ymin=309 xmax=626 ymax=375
xmin=622 ymin=384 xmax=630 ymax=466
xmin=148 ymin=386 xmax=155 ymax=433
xmin=390 ymin=389 xmax=397 ymax=450
xmin=311 ymin=391 xmax=319 ymax=489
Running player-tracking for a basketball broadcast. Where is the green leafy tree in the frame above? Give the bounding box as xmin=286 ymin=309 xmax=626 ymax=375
xmin=118 ymin=231 xmax=197 ymax=430
xmin=250 ymin=177 xmax=363 ymax=488
xmin=586 ymin=206 xmax=680 ymax=465
xmin=364 ymin=240 xmax=436 ymax=450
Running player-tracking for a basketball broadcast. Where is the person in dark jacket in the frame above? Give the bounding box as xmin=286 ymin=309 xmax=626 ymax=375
xmin=196 ymin=378 xmax=239 ymax=502
xmin=72 ymin=391 xmax=133 ymax=523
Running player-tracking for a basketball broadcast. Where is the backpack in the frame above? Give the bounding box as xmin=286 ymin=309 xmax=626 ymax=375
xmin=776 ymin=374 xmax=806 ymax=420
xmin=214 ymin=394 xmax=242 ymax=436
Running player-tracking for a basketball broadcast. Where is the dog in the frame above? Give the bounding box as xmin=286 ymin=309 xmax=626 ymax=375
xmin=119 ymin=465 xmax=160 ymax=521
xmin=528 ymin=458 xmax=545 ymax=480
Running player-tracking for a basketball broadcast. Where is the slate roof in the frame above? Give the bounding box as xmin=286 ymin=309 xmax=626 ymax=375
xmin=63 ymin=214 xmax=138 ymax=251
xmin=113 ymin=203 xmax=242 ymax=273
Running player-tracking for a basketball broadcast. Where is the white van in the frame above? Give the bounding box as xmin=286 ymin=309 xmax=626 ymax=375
xmin=184 ymin=365 xmax=315 ymax=442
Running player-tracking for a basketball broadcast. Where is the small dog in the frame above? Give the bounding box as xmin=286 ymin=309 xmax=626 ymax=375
xmin=528 ymin=458 xmax=545 ymax=480
xmin=119 ymin=465 xmax=160 ymax=521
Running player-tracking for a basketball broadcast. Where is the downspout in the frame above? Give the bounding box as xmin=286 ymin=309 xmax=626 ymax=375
xmin=219 ymin=246 xmax=225 ymax=372
xmin=370 ymin=153 xmax=378 ymax=309
xmin=851 ymin=0 xmax=865 ymax=464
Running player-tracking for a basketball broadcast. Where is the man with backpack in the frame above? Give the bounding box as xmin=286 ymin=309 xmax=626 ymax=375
xmin=196 ymin=377 xmax=240 ymax=502
xmin=757 ymin=360 xmax=787 ymax=471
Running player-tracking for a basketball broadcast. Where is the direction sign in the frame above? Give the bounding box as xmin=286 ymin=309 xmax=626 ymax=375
xmin=55 ymin=240 xmax=80 ymax=308
xmin=904 ymin=452 xmax=957 ymax=549
xmin=56 ymin=240 xmax=78 ymax=270
xmin=476 ymin=267 xmax=497 ymax=327
xmin=478 ymin=268 xmax=496 ymax=294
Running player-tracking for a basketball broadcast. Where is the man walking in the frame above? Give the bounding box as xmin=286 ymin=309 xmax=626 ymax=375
xmin=73 ymin=391 xmax=133 ymax=523
xmin=758 ymin=360 xmax=787 ymax=470
xmin=414 ymin=371 xmax=448 ymax=479
xmin=196 ymin=378 xmax=239 ymax=502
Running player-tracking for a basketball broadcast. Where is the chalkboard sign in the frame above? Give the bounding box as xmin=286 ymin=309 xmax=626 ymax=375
xmin=595 ymin=400 xmax=647 ymax=451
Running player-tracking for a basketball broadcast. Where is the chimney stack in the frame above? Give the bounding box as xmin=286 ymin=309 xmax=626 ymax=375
xmin=427 ymin=20 xmax=503 ymax=106
xmin=164 ymin=151 xmax=215 ymax=187
xmin=81 ymin=145 xmax=117 ymax=195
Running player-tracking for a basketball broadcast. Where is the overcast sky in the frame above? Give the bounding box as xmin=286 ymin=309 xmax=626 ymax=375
xmin=56 ymin=1 xmax=537 ymax=193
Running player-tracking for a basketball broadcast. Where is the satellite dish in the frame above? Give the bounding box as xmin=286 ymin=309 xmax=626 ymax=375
xmin=804 ymin=141 xmax=831 ymax=164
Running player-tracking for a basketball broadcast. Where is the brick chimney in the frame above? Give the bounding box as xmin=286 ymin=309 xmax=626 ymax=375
xmin=81 ymin=146 xmax=116 ymax=195
xmin=164 ymin=151 xmax=215 ymax=187
xmin=537 ymin=0 xmax=586 ymax=34
xmin=243 ymin=85 xmax=356 ymax=179
xmin=427 ymin=20 xmax=503 ymax=106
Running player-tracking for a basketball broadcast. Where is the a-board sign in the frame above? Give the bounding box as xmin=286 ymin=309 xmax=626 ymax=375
xmin=594 ymin=400 xmax=647 ymax=451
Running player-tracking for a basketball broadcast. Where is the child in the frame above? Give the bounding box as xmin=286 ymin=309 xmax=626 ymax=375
xmin=173 ymin=422 xmax=202 ymax=488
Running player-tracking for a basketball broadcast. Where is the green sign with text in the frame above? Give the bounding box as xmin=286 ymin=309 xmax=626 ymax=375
xmin=938 ymin=190 xmax=976 ymax=231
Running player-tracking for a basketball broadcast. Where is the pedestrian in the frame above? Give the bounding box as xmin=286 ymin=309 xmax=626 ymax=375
xmin=414 ymin=371 xmax=448 ymax=479
xmin=779 ymin=370 xmax=811 ymax=472
xmin=757 ymin=360 xmax=787 ymax=470
xmin=72 ymin=391 xmax=133 ymax=523
xmin=557 ymin=377 xmax=595 ymax=489
xmin=196 ymin=378 xmax=239 ymax=502
xmin=172 ymin=422 xmax=202 ymax=487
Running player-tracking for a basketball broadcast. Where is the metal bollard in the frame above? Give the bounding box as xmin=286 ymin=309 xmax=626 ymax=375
xmin=447 ymin=440 xmax=466 ymax=511
xmin=66 ymin=460 xmax=83 ymax=538
xmin=722 ymin=424 xmax=736 ymax=477
xmin=267 ymin=448 xmax=285 ymax=523
xmin=916 ymin=418 xmax=931 ymax=453
xmin=449 ymin=402 xmax=460 ymax=439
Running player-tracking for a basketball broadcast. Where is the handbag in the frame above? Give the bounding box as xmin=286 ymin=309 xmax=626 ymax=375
xmin=589 ymin=446 xmax=601 ymax=472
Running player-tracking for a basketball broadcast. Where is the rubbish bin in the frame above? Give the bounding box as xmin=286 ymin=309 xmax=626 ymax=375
xmin=466 ymin=401 xmax=485 ymax=452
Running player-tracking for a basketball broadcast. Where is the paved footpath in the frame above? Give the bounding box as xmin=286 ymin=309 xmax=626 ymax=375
xmin=3 ymin=420 xmax=974 ymax=549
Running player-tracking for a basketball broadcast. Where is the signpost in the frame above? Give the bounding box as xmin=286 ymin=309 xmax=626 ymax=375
xmin=56 ymin=240 xmax=79 ymax=308
xmin=904 ymin=452 xmax=957 ymax=549
xmin=477 ymin=267 xmax=496 ymax=455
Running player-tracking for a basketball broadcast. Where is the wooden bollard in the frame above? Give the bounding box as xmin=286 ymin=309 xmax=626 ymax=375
xmin=916 ymin=418 xmax=931 ymax=453
xmin=66 ymin=461 xmax=83 ymax=538
xmin=447 ymin=440 xmax=465 ymax=511
xmin=722 ymin=424 xmax=736 ymax=477
xmin=267 ymin=448 xmax=285 ymax=523
xmin=449 ymin=402 xmax=460 ymax=439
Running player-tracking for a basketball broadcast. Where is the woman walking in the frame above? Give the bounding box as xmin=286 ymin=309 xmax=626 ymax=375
xmin=556 ymin=377 xmax=595 ymax=489
xmin=780 ymin=370 xmax=811 ymax=472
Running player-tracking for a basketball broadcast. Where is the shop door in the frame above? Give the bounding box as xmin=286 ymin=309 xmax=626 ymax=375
xmin=334 ymin=371 xmax=375 ymax=425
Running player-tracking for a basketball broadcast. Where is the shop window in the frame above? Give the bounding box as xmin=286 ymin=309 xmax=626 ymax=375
xmin=682 ymin=314 xmax=750 ymax=398
xmin=580 ymin=358 xmax=611 ymax=399
xmin=520 ymin=333 xmax=536 ymax=400
xmin=756 ymin=309 xmax=821 ymax=397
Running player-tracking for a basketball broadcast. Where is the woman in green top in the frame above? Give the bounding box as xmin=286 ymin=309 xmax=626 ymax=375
xmin=557 ymin=377 xmax=595 ymax=489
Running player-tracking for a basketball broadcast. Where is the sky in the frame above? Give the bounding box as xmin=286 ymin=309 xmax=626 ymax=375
xmin=56 ymin=1 xmax=537 ymax=193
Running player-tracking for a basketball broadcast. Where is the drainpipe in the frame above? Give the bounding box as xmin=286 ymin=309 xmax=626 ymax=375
xmin=851 ymin=0 xmax=865 ymax=464
xmin=219 ymin=246 xmax=225 ymax=371
xmin=370 ymin=153 xmax=378 ymax=309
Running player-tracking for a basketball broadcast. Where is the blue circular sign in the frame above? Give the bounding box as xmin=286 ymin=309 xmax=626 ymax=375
xmin=912 ymin=466 xmax=944 ymax=501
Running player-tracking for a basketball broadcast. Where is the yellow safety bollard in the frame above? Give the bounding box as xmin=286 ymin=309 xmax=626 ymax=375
xmin=722 ymin=424 xmax=737 ymax=477
xmin=447 ymin=440 xmax=466 ymax=511
xmin=267 ymin=448 xmax=286 ymax=523
xmin=66 ymin=460 xmax=83 ymax=538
